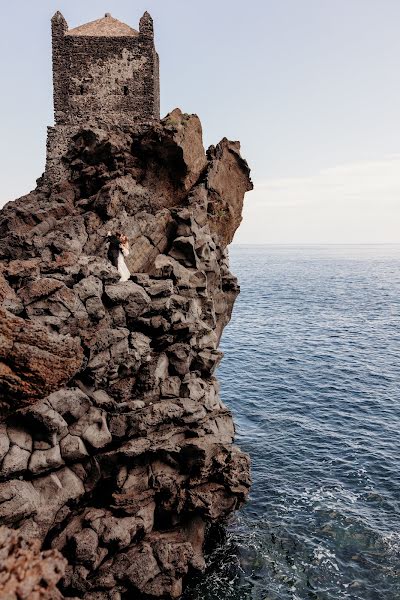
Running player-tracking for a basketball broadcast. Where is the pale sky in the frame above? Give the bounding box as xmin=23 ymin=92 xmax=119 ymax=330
xmin=0 ymin=0 xmax=399 ymax=243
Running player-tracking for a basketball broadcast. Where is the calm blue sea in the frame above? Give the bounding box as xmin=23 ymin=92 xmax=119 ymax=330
xmin=183 ymin=244 xmax=400 ymax=600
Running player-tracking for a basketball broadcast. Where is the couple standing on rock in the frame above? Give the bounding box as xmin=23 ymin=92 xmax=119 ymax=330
xmin=106 ymin=231 xmax=131 ymax=282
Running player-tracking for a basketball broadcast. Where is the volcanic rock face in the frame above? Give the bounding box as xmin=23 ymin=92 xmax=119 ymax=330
xmin=0 ymin=525 xmax=66 ymax=599
xmin=0 ymin=109 xmax=252 ymax=599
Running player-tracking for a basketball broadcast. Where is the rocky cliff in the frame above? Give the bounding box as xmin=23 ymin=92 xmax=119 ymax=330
xmin=0 ymin=108 xmax=252 ymax=599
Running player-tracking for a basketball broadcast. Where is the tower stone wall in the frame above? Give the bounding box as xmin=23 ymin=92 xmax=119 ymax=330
xmin=51 ymin=11 xmax=159 ymax=126
xmin=46 ymin=11 xmax=160 ymax=184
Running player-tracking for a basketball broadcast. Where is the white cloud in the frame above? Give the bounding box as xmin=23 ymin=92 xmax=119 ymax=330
xmin=251 ymin=155 xmax=400 ymax=206
xmin=235 ymin=156 xmax=400 ymax=244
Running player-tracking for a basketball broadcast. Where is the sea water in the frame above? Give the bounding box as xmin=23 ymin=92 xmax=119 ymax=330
xmin=183 ymin=244 xmax=400 ymax=600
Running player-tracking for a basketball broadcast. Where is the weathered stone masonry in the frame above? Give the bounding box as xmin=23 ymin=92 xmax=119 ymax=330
xmin=47 ymin=11 xmax=160 ymax=183
xmin=52 ymin=11 xmax=159 ymax=126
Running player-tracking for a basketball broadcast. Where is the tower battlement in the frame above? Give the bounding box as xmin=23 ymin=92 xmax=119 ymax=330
xmin=51 ymin=11 xmax=160 ymax=126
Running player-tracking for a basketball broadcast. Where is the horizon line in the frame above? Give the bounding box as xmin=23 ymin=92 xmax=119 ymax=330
xmin=231 ymin=242 xmax=400 ymax=246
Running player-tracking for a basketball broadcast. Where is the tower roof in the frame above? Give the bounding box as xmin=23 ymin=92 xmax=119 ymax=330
xmin=66 ymin=14 xmax=139 ymax=37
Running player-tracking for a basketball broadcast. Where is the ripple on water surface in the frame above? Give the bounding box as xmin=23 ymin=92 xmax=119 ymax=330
xmin=184 ymin=245 xmax=400 ymax=600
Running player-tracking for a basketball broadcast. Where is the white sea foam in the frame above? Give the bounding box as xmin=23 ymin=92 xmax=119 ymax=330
xmin=313 ymin=545 xmax=339 ymax=572
xmin=381 ymin=531 xmax=400 ymax=554
xmin=301 ymin=484 xmax=360 ymax=507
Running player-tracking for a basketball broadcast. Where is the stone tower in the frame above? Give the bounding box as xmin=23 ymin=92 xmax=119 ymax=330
xmin=51 ymin=11 xmax=160 ymax=125
xmin=46 ymin=11 xmax=160 ymax=183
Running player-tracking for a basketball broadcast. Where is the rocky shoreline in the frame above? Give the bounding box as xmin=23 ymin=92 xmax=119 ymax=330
xmin=0 ymin=109 xmax=252 ymax=598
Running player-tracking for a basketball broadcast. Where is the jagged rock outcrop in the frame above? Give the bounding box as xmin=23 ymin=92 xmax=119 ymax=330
xmin=0 ymin=109 xmax=252 ymax=599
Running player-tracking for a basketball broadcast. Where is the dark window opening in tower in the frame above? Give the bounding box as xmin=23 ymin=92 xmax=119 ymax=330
xmin=80 ymin=85 xmax=84 ymax=95
xmin=123 ymin=85 xmax=129 ymax=96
